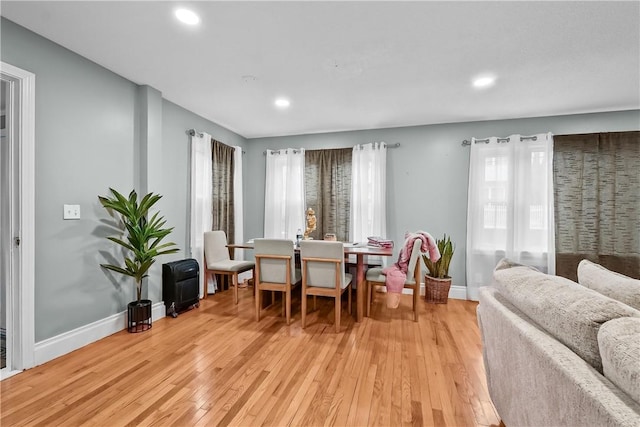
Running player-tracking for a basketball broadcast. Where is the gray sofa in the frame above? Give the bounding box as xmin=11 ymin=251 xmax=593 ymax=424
xmin=477 ymin=259 xmax=640 ymax=427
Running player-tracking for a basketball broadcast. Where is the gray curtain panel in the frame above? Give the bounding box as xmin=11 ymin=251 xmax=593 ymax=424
xmin=211 ymin=139 xmax=235 ymax=244
xmin=553 ymin=131 xmax=640 ymax=280
xmin=304 ymin=148 xmax=352 ymax=241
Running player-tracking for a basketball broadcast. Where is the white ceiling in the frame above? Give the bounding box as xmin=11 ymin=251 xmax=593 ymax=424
xmin=2 ymin=1 xmax=639 ymax=139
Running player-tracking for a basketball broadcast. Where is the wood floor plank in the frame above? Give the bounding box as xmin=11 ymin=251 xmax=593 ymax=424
xmin=390 ymin=313 xmax=404 ymax=427
xmin=1 ymin=287 xmax=502 ymax=426
xmin=366 ymin=306 xmax=390 ymax=427
xmin=350 ymin=320 xmax=377 ymax=427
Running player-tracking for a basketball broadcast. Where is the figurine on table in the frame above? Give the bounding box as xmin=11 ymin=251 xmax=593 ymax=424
xmin=304 ymin=207 xmax=317 ymax=239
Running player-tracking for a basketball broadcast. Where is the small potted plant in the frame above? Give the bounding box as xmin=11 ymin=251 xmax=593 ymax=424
xmin=422 ymin=234 xmax=455 ymax=304
xmin=99 ymin=188 xmax=179 ymax=332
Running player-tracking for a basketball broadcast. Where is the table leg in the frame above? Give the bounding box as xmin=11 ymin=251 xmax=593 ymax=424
xmin=356 ymin=254 xmax=365 ymax=322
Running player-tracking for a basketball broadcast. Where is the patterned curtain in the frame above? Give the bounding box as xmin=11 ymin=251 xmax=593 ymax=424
xmin=212 ymin=139 xmax=235 ymax=243
xmin=553 ymin=131 xmax=640 ymax=280
xmin=304 ymin=148 xmax=352 ymax=241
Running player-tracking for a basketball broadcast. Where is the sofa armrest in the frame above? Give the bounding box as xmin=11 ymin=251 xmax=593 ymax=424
xmin=478 ymin=287 xmax=640 ymax=427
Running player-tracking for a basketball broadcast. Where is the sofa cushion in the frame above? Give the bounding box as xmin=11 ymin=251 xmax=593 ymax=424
xmin=578 ymin=259 xmax=640 ymax=310
xmin=598 ymin=317 xmax=640 ymax=405
xmin=493 ymin=258 xmax=640 ymax=372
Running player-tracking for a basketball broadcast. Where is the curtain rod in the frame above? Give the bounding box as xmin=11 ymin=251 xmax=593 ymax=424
xmin=262 ymin=142 xmax=400 ymax=155
xmin=461 ymin=135 xmax=538 ymax=146
xmin=190 ymin=128 xmax=402 ymax=153
xmin=188 ymin=129 xmax=245 ymax=154
xmin=263 ymin=148 xmax=302 ymax=155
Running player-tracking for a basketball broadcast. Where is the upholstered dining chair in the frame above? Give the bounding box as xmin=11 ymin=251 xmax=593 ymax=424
xmin=254 ymin=238 xmax=302 ymax=325
xmin=300 ymin=240 xmax=352 ymax=333
xmin=203 ymin=230 xmax=255 ymax=304
xmin=365 ymin=238 xmax=422 ymax=321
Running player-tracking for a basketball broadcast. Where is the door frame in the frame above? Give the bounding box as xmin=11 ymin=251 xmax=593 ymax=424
xmin=1 ymin=61 xmax=35 ymax=379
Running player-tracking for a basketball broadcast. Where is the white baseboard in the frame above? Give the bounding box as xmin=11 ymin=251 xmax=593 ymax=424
xmin=34 ymin=302 xmax=166 ymax=367
xmin=447 ymin=285 xmax=468 ymax=300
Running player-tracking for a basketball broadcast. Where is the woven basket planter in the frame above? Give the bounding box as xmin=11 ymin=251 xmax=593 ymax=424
xmin=424 ymin=275 xmax=452 ymax=304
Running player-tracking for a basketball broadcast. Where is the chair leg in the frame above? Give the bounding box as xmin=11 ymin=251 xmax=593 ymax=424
xmin=285 ymin=287 xmax=291 ymax=325
xmin=282 ymin=295 xmax=285 ymax=317
xmin=252 ymin=268 xmax=256 ymax=298
xmin=202 ymin=272 xmax=209 ymax=299
xmin=203 ymin=270 xmax=217 ymax=299
xmin=233 ymin=273 xmax=239 ymax=304
xmin=366 ymin=280 xmax=371 ymax=317
xmin=335 ymin=292 xmax=341 ymax=333
xmin=347 ymin=285 xmax=352 ymax=315
xmin=255 ymin=284 xmax=261 ymax=321
xmin=301 ymin=288 xmax=307 ymax=329
xmin=413 ymin=285 xmax=419 ymax=322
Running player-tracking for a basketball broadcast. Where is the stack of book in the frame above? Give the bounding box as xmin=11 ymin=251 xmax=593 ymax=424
xmin=367 ymin=236 xmax=394 ymax=249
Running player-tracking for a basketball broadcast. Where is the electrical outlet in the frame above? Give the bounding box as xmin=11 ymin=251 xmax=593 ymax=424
xmin=63 ymin=204 xmax=81 ymax=220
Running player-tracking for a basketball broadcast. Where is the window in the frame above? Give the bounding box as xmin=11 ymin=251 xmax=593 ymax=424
xmin=466 ymin=134 xmax=555 ymax=300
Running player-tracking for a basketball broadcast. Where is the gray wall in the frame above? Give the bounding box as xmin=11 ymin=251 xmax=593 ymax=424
xmin=2 ymin=16 xmax=639 ymax=342
xmin=244 ymin=110 xmax=640 ymax=289
xmin=161 ymin=99 xmax=248 ymax=265
xmin=1 ymin=18 xmax=247 ymax=341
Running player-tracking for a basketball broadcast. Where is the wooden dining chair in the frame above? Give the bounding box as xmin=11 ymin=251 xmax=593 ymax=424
xmin=203 ymin=230 xmax=255 ymax=304
xmin=300 ymin=240 xmax=352 ymax=333
xmin=254 ymin=238 xmax=301 ymax=325
xmin=365 ymin=238 xmax=422 ymax=321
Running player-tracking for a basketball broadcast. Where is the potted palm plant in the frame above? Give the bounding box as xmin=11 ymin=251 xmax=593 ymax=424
xmin=422 ymin=234 xmax=455 ymax=304
xmin=99 ymin=188 xmax=179 ymax=332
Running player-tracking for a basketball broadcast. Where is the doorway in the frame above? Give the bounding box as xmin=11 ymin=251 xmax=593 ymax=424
xmin=0 ymin=62 xmax=35 ymax=380
xmin=1 ymin=79 xmax=7 ymax=370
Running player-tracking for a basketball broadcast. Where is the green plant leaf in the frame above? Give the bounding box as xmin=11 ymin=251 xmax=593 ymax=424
xmin=100 ymin=264 xmax=135 ymax=277
xmin=98 ymin=189 xmax=179 ymax=302
xmin=422 ymin=234 xmax=455 ymax=279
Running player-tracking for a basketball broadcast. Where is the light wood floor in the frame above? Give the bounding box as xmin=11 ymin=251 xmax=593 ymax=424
xmin=1 ymin=286 xmax=501 ymax=427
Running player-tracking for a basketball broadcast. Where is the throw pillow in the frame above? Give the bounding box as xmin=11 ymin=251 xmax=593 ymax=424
xmin=598 ymin=317 xmax=640 ymax=405
xmin=577 ymin=259 xmax=640 ymax=310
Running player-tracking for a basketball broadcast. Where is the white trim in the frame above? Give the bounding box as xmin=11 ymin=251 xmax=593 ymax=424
xmin=0 ymin=62 xmax=36 ymax=375
xmin=466 ymin=286 xmax=481 ymax=302
xmin=34 ymin=302 xmax=166 ymax=367
xmin=448 ymin=285 xmax=468 ymax=300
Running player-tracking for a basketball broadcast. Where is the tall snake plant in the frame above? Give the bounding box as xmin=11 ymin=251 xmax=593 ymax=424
xmin=422 ymin=234 xmax=455 ymax=279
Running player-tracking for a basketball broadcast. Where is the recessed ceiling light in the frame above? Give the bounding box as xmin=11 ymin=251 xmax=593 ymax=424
xmin=275 ymin=98 xmax=291 ymax=109
xmin=473 ymin=76 xmax=496 ymax=89
xmin=175 ymin=9 xmax=200 ymax=26
xmin=241 ymin=75 xmax=258 ymax=83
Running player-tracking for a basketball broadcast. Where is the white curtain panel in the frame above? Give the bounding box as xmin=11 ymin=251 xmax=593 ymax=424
xmin=190 ymin=132 xmax=213 ymax=297
xmin=350 ymin=142 xmax=387 ymax=263
xmin=264 ymin=148 xmax=306 ymax=239
xmin=466 ymin=133 xmax=555 ymax=301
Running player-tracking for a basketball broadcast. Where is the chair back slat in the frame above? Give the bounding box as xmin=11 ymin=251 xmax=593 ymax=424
xmin=407 ymin=239 xmax=422 ymax=280
xmin=255 ymin=239 xmax=296 ymax=284
xmin=301 ymin=241 xmax=346 ymax=289
xmin=204 ymin=230 xmax=230 ymax=263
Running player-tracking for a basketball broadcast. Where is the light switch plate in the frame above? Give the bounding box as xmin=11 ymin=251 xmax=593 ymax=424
xmin=63 ymin=204 xmax=81 ymax=220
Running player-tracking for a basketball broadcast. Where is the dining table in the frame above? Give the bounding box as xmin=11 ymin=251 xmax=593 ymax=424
xmin=227 ymin=241 xmax=394 ymax=322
